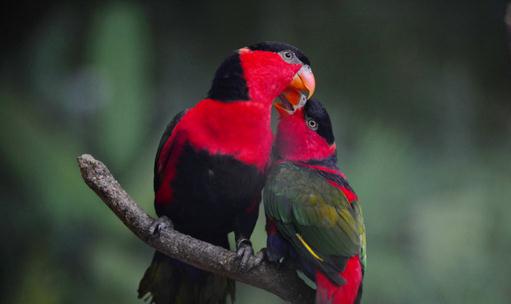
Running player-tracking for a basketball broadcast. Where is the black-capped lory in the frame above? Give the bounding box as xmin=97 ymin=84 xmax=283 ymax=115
xmin=138 ymin=42 xmax=315 ymax=304
xmin=264 ymin=98 xmax=366 ymax=304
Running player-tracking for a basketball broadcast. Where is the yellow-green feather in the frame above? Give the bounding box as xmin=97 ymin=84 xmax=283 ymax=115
xmin=264 ymin=162 xmax=366 ymax=269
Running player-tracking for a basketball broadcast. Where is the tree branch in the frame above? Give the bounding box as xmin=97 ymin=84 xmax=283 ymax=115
xmin=77 ymin=154 xmax=314 ymax=304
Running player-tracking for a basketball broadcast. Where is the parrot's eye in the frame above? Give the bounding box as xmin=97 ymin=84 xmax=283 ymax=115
xmin=307 ymin=119 xmax=318 ymax=130
xmin=280 ymin=50 xmax=297 ymax=63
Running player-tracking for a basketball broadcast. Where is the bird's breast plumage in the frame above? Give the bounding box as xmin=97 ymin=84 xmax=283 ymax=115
xmin=154 ymin=98 xmax=273 ymax=234
xmin=179 ymin=99 xmax=273 ymax=172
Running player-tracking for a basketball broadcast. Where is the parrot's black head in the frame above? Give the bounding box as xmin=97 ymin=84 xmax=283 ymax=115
xmin=207 ymin=41 xmax=315 ymax=107
xmin=275 ymin=98 xmax=337 ymax=162
xmin=303 ymin=98 xmax=335 ymax=145
xmin=247 ymin=41 xmax=311 ymax=66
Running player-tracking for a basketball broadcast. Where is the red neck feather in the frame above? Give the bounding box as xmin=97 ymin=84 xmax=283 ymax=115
xmin=276 ymin=109 xmax=336 ymax=162
xmin=240 ymin=51 xmax=301 ymax=104
xmin=177 ymin=99 xmax=273 ymax=171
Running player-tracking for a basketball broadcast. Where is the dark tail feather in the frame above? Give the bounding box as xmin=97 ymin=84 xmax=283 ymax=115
xmin=138 ymin=241 xmax=235 ymax=304
xmin=138 ymin=251 xmax=175 ymax=303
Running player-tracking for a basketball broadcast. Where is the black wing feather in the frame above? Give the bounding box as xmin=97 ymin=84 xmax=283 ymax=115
xmin=154 ymin=110 xmax=186 ymax=191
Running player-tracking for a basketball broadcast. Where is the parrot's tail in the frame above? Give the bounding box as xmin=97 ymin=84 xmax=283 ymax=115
xmin=138 ymin=236 xmax=234 ymax=304
xmin=315 ymin=256 xmax=363 ymax=304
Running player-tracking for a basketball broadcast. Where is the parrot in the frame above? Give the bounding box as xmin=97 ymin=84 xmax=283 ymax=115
xmin=264 ymin=98 xmax=366 ymax=304
xmin=138 ymin=42 xmax=316 ymax=304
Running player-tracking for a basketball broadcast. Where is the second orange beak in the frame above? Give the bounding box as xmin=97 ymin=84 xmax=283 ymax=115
xmin=274 ymin=65 xmax=316 ymax=115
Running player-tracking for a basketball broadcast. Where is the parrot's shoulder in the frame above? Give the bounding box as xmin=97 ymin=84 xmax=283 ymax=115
xmin=267 ymin=161 xmax=344 ymax=202
xmin=154 ymin=109 xmax=188 ymax=191
xmin=268 ymin=161 xmax=322 ymax=184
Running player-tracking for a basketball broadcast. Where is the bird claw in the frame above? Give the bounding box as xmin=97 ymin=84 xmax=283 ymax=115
xmin=149 ymin=216 xmax=173 ymax=237
xmin=252 ymin=249 xmax=265 ymax=267
xmin=235 ymin=239 xmax=257 ymax=272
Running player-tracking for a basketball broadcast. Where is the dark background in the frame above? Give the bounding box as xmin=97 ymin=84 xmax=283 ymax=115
xmin=2 ymin=1 xmax=510 ymax=303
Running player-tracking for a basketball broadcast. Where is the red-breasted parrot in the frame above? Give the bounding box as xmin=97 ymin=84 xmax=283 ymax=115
xmin=264 ymin=98 xmax=366 ymax=304
xmin=138 ymin=42 xmax=315 ymax=304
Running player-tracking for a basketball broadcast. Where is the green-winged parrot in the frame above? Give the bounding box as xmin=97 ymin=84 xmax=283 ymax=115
xmin=264 ymin=98 xmax=366 ymax=304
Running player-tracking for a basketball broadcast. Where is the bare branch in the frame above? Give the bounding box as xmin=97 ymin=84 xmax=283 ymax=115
xmin=77 ymin=154 xmax=314 ymax=304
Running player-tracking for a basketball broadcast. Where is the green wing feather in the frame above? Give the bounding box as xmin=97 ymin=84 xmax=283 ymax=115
xmin=264 ymin=162 xmax=366 ymax=271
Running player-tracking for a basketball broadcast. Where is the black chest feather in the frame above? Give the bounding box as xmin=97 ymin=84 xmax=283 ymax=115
xmin=156 ymin=143 xmax=265 ymax=235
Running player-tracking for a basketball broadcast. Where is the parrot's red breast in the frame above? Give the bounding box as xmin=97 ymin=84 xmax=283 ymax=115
xmin=155 ymin=99 xmax=273 ymax=204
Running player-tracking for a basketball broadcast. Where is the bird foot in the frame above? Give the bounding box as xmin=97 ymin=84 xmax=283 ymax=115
xmin=149 ymin=216 xmax=173 ymax=237
xmin=252 ymin=249 xmax=265 ymax=267
xmin=235 ymin=239 xmax=259 ymax=272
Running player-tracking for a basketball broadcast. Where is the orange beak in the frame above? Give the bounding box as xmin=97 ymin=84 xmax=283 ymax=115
xmin=274 ymin=65 xmax=316 ymax=116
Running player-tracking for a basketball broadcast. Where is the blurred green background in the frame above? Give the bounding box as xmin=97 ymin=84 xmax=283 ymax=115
xmin=2 ymin=1 xmax=511 ymax=303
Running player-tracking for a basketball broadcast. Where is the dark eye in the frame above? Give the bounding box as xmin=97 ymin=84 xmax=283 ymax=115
xmin=280 ymin=50 xmax=296 ymax=62
xmin=307 ymin=119 xmax=318 ymax=130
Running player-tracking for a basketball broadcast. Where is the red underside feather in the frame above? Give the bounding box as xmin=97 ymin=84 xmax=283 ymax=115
xmin=315 ymin=256 xmax=362 ymax=304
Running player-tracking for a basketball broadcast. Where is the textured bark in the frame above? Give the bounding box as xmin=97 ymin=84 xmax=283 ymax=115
xmin=77 ymin=154 xmax=314 ymax=304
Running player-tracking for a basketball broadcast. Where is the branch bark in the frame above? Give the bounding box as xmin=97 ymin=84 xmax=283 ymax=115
xmin=77 ymin=154 xmax=314 ymax=304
